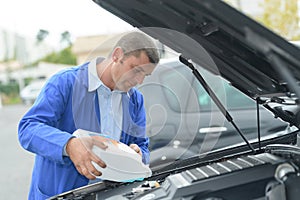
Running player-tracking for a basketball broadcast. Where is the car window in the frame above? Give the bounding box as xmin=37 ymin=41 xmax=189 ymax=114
xmin=158 ymin=64 xmax=194 ymax=112
xmin=160 ymin=62 xmax=256 ymax=113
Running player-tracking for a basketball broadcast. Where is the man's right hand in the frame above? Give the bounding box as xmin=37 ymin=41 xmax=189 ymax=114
xmin=66 ymin=137 xmax=107 ymax=180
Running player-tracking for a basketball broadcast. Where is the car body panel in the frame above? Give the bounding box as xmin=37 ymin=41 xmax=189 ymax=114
xmin=137 ymin=58 xmax=290 ymax=166
xmin=20 ymin=80 xmax=45 ymax=105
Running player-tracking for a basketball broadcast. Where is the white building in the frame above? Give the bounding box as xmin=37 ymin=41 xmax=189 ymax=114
xmin=0 ymin=28 xmax=56 ymax=85
xmin=0 ymin=28 xmax=53 ymax=64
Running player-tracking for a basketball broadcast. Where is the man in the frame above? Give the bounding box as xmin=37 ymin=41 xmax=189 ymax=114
xmin=18 ymin=31 xmax=160 ymax=199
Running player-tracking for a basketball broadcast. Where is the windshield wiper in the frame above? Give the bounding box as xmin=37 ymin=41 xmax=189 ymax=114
xmin=179 ymin=55 xmax=255 ymax=153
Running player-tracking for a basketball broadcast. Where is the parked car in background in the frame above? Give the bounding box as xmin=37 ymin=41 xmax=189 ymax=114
xmin=138 ymin=58 xmax=290 ymax=166
xmin=20 ymin=80 xmax=45 ymax=105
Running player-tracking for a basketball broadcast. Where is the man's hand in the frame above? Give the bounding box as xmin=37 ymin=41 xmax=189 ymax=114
xmin=66 ymin=136 xmax=107 ymax=180
xmin=129 ymin=144 xmax=142 ymax=157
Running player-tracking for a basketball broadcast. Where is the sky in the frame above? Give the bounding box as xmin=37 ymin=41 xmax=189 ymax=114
xmin=0 ymin=0 xmax=134 ymax=47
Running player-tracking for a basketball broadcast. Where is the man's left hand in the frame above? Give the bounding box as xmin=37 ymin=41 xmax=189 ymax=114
xmin=129 ymin=144 xmax=142 ymax=157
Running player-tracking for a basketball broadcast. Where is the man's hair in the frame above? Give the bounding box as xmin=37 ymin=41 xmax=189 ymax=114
xmin=113 ymin=31 xmax=160 ymax=64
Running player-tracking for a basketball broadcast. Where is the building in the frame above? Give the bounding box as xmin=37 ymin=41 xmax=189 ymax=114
xmin=72 ymin=33 xmax=123 ymax=65
xmin=0 ymin=28 xmax=53 ymax=65
xmin=72 ymin=32 xmax=174 ymax=65
xmin=0 ymin=28 xmax=54 ymax=84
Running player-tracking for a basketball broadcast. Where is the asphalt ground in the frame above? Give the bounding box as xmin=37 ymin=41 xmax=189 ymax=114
xmin=0 ymin=104 xmax=34 ymax=199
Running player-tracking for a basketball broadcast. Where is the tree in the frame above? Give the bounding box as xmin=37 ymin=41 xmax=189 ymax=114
xmin=60 ymin=31 xmax=72 ymax=49
xmin=41 ymin=46 xmax=77 ymax=65
xmin=36 ymin=29 xmax=49 ymax=44
xmin=256 ymin=0 xmax=300 ymax=40
xmin=224 ymin=0 xmax=300 ymax=41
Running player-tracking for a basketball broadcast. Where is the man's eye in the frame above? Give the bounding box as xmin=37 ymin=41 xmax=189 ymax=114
xmin=133 ymin=68 xmax=142 ymax=73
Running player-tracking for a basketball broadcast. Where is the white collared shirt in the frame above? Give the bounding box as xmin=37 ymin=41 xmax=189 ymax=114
xmin=88 ymin=57 xmax=124 ymax=140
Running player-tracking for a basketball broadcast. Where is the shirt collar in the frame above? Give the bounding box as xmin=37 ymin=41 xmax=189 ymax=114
xmin=88 ymin=57 xmax=104 ymax=92
xmin=87 ymin=57 xmax=130 ymax=96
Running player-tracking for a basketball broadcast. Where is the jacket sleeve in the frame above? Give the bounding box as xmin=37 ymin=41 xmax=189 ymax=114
xmin=18 ymin=71 xmax=75 ymax=165
xmin=131 ymin=90 xmax=150 ymax=165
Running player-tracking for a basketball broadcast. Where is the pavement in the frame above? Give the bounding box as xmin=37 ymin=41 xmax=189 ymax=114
xmin=0 ymin=104 xmax=34 ymax=199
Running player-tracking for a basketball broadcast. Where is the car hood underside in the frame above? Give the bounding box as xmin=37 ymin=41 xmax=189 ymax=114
xmin=93 ymin=0 xmax=300 ymax=126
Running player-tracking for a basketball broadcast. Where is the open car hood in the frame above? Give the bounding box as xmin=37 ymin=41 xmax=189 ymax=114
xmin=49 ymin=1 xmax=300 ymax=199
xmin=93 ymin=0 xmax=300 ymax=126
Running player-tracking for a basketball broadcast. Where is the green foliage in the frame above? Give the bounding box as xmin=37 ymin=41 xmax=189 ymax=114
xmin=0 ymin=82 xmax=20 ymax=105
xmin=24 ymin=77 xmax=34 ymax=86
xmin=257 ymin=0 xmax=300 ymax=40
xmin=41 ymin=46 xmax=77 ymax=65
xmin=224 ymin=0 xmax=300 ymax=40
xmin=4 ymin=96 xmax=21 ymax=105
xmin=36 ymin=29 xmax=49 ymax=44
xmin=0 ymin=82 xmax=19 ymax=95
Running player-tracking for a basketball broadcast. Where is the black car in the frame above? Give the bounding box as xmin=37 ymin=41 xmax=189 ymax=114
xmin=50 ymin=0 xmax=300 ymax=199
xmin=138 ymin=58 xmax=290 ymax=167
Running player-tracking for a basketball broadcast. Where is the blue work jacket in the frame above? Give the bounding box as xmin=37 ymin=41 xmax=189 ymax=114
xmin=18 ymin=62 xmax=150 ymax=199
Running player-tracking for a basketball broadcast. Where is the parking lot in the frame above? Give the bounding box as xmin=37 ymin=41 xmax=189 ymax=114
xmin=0 ymin=104 xmax=34 ymax=199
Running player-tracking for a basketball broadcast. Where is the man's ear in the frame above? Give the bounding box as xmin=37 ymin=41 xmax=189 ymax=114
xmin=111 ymin=47 xmax=124 ymax=62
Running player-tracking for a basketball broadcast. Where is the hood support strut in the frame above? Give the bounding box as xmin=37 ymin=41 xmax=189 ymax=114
xmin=179 ymin=55 xmax=255 ymax=153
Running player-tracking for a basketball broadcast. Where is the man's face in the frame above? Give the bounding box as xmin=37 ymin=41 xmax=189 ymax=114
xmin=112 ymin=51 xmax=156 ymax=92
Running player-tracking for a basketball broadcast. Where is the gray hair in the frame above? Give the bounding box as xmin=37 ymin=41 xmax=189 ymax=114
xmin=113 ymin=31 xmax=160 ymax=64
